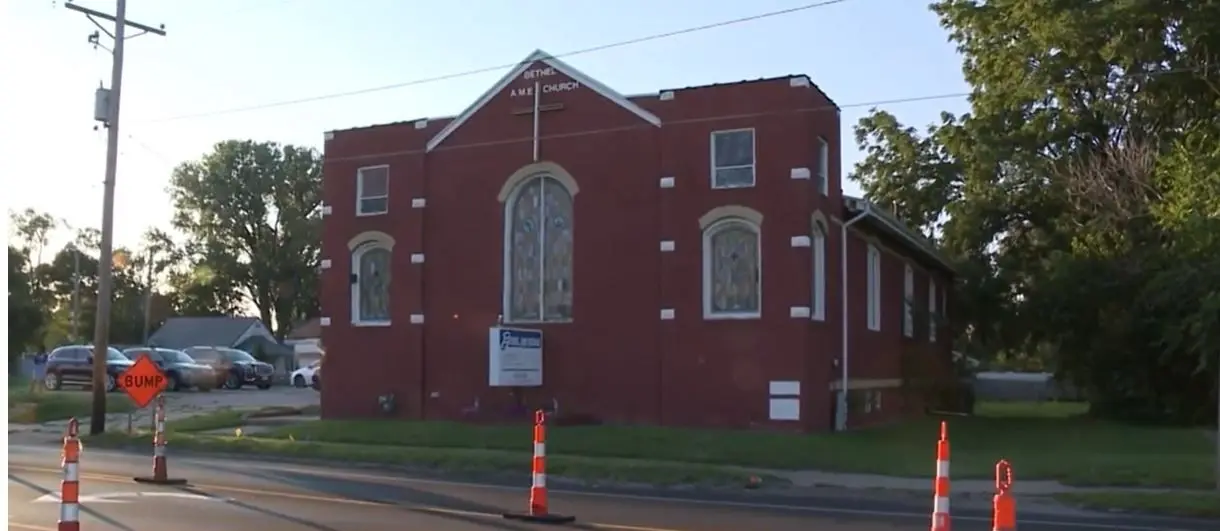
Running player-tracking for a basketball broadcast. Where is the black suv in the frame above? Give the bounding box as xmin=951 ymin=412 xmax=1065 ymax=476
xmin=122 ymin=347 xmax=215 ymax=391
xmin=43 ymin=345 xmax=134 ymax=392
xmin=183 ymin=346 xmax=274 ymax=390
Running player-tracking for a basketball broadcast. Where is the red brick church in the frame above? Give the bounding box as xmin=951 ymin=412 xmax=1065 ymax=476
xmin=318 ymin=49 xmax=954 ymax=432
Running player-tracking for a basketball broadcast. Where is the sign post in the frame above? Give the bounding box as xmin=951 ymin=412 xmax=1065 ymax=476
xmin=119 ymin=354 xmax=168 ymax=409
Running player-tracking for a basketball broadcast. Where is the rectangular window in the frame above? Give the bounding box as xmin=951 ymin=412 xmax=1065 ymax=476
xmin=811 ymin=229 xmax=826 ymax=321
xmin=929 ymin=279 xmax=938 ymax=342
xmin=710 ymin=129 xmax=755 ymax=189
xmin=356 ymin=165 xmax=390 ymax=216
xmin=903 ymin=264 xmax=914 ymax=337
xmin=817 ymin=137 xmax=829 ymax=195
xmin=866 ymin=244 xmax=881 ymax=331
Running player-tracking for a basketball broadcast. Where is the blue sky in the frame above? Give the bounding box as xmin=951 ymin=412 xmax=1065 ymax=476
xmin=2 ymin=0 xmax=969 ymax=257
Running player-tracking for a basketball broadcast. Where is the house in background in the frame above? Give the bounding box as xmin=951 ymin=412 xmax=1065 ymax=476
xmin=148 ymin=316 xmax=296 ymax=377
xmin=285 ymin=317 xmax=325 ymax=368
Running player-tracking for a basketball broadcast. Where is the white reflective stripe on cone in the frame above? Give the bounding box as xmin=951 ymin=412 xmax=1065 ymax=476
xmin=59 ymin=502 xmax=80 ymax=522
xmin=533 ymin=442 xmax=546 ymax=456
xmin=933 ymin=496 xmax=950 ymax=513
xmin=63 ymin=462 xmax=79 ymax=481
xmin=532 ymin=473 xmax=546 ymax=487
xmin=936 ymin=459 xmax=949 ymax=477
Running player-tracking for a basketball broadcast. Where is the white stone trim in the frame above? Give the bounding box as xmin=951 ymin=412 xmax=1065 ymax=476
xmin=659 ymin=91 xmax=675 ymax=101
xmin=789 ymin=306 xmax=811 ymax=318
xmin=410 ymin=314 xmax=425 ymax=324
xmin=320 ymin=259 xmax=332 ymax=270
xmin=660 ymin=240 xmax=675 ymax=252
xmin=319 ymin=317 xmax=331 ymax=326
xmin=411 ymin=198 xmax=427 ymax=208
xmin=790 ymin=167 xmax=811 ymax=180
xmin=660 ymin=308 xmax=675 ymax=320
xmin=789 ymin=76 xmax=811 ymax=88
xmin=410 ymin=253 xmax=425 ymax=264
xmin=659 ymin=176 xmax=675 ymax=189
xmin=790 ymin=235 xmax=811 ymax=247
xmin=413 ymin=119 xmax=428 ymax=129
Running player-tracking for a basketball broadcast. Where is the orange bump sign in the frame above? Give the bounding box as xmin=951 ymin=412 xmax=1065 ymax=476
xmin=120 ymin=354 xmax=168 ymax=408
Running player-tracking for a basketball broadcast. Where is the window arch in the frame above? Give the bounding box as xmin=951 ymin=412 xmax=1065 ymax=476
xmin=348 ymin=232 xmax=394 ymax=326
xmin=503 ymin=173 xmax=575 ymax=322
xmin=811 ymin=219 xmax=827 ymax=321
xmin=702 ymin=216 xmax=762 ymax=319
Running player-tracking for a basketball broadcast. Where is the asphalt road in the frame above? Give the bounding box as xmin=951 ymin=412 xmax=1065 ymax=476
xmin=8 ymin=441 xmax=1216 ymax=531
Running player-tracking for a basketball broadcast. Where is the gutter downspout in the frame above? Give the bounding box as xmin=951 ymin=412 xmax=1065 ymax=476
xmin=837 ymin=202 xmax=871 ymax=432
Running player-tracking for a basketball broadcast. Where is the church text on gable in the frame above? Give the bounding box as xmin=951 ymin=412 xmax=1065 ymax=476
xmin=509 ymin=66 xmax=580 ymax=98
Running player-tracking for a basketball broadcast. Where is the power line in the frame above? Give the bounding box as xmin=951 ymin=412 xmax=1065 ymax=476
xmin=321 ymin=91 xmax=972 ymax=164
xmin=139 ymin=0 xmax=855 ymax=123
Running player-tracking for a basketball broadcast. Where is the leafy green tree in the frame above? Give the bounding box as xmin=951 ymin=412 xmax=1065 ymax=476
xmin=168 ymin=140 xmax=322 ymax=337
xmin=8 ymin=245 xmax=45 ymax=368
xmin=849 ymin=0 xmax=1220 ymax=423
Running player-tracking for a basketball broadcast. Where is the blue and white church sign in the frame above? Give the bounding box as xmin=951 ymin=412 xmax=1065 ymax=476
xmin=488 ymin=327 xmax=543 ymax=387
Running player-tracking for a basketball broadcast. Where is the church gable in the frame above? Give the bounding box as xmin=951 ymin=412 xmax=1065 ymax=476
xmin=426 ymin=49 xmax=662 ymax=152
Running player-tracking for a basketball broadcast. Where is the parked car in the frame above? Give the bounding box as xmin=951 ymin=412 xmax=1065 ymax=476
xmin=121 ymin=347 xmax=214 ymax=391
xmin=43 ymin=345 xmax=134 ymax=392
xmin=290 ymin=360 xmax=321 ymax=388
xmin=183 ymin=346 xmax=275 ymax=390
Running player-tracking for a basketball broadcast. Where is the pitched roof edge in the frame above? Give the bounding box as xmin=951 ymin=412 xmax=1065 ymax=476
xmin=425 ymin=49 xmax=661 ymax=153
xmin=843 ymin=195 xmax=955 ymax=274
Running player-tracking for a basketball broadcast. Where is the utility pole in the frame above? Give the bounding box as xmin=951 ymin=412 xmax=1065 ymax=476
xmin=70 ymin=247 xmax=81 ymax=341
xmin=64 ymin=0 xmax=166 ymax=435
xmin=142 ymin=247 xmax=154 ymax=344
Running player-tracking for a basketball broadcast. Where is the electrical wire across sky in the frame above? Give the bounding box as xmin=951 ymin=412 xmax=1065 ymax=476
xmin=137 ymin=0 xmax=857 ymax=123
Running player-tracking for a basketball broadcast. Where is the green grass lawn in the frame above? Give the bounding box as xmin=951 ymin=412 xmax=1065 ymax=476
xmin=86 ymin=400 xmax=1216 ymax=489
xmin=9 ymin=385 xmax=136 ymax=423
xmin=257 ymin=400 xmax=1212 ymax=488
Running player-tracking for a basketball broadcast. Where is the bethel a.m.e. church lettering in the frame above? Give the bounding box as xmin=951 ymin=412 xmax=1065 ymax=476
xmin=509 ymin=66 xmax=581 ymax=98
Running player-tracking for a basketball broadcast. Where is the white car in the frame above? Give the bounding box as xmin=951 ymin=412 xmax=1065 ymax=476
xmin=290 ymin=360 xmax=321 ymax=388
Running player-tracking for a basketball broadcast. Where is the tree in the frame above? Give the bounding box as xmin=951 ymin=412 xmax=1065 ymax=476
xmin=9 ymin=245 xmax=45 ymax=369
xmin=849 ymin=0 xmax=1220 ymax=423
xmin=10 ymin=208 xmax=58 ymax=265
xmin=168 ymin=140 xmax=323 ymax=336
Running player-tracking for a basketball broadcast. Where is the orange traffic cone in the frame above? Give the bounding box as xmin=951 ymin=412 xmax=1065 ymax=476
xmin=993 ymin=460 xmax=1016 ymax=531
xmin=502 ymin=410 xmax=575 ymax=524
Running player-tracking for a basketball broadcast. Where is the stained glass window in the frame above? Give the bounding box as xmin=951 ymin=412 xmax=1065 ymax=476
xmin=705 ymin=219 xmax=760 ymax=316
xmin=507 ymin=175 xmax=573 ymax=321
xmin=354 ymin=245 xmax=391 ymax=323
